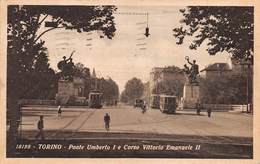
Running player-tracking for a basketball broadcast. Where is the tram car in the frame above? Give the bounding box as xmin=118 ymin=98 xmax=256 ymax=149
xmin=150 ymin=94 xmax=160 ymax=109
xmin=159 ymin=95 xmax=177 ymax=114
xmin=134 ymin=99 xmax=145 ymax=108
xmin=89 ymin=91 xmax=103 ymax=109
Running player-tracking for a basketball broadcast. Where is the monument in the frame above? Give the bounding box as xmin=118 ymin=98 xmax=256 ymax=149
xmin=181 ymin=56 xmax=200 ymax=109
xmin=55 ymin=51 xmax=87 ymax=105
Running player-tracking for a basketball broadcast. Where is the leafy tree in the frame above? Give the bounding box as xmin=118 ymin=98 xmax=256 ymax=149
xmin=120 ymin=90 xmax=128 ymax=103
xmin=199 ymin=73 xmax=252 ymax=104
xmin=100 ymin=78 xmax=119 ymax=103
xmin=7 ymin=5 xmax=117 ymax=156
xmin=173 ymin=6 xmax=253 ymax=61
xmin=121 ymin=78 xmax=144 ymax=103
xmin=74 ymin=62 xmax=91 ymax=78
xmin=7 ymin=5 xmax=117 ymax=101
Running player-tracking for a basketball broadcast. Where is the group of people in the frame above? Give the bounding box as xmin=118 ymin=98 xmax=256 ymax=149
xmin=196 ymin=102 xmax=212 ymax=118
xmin=35 ymin=108 xmax=111 ymax=140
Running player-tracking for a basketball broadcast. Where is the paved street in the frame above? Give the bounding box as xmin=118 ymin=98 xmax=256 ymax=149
xmin=11 ymin=104 xmax=253 ymax=158
xmin=20 ymin=104 xmax=252 ymax=138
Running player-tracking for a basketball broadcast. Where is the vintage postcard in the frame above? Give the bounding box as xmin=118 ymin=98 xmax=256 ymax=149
xmin=0 ymin=0 xmax=259 ymax=163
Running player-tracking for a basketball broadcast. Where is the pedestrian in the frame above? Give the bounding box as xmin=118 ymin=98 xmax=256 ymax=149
xmin=104 ymin=113 xmax=111 ymax=131
xmin=35 ymin=115 xmax=45 ymax=140
xmin=207 ymin=108 xmax=212 ymax=118
xmin=196 ymin=102 xmax=201 ymax=115
xmin=58 ymin=105 xmax=62 ymax=117
xmin=142 ymin=101 xmax=147 ymax=114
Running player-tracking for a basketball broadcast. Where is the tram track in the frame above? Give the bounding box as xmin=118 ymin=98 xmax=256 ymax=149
xmin=51 ymin=111 xmax=86 ymax=138
xmin=70 ymin=109 xmax=97 ymax=137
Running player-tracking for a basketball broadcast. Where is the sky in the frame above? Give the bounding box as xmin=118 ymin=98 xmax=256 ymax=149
xmin=39 ymin=6 xmax=231 ymax=92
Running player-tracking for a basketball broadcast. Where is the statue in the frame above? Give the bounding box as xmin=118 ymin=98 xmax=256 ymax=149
xmin=57 ymin=50 xmax=76 ymax=81
xmin=183 ymin=56 xmax=199 ymax=84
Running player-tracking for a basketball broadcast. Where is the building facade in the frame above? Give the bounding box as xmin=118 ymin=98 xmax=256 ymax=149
xmin=149 ymin=66 xmax=185 ymax=96
xmin=200 ymin=63 xmax=232 ymax=80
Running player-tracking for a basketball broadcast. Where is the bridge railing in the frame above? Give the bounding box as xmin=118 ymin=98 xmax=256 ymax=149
xmin=201 ymin=104 xmax=248 ymax=112
xmin=18 ymin=99 xmax=57 ymax=106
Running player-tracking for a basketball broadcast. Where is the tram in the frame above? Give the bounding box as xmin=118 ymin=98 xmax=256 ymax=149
xmin=159 ymin=95 xmax=177 ymax=114
xmin=89 ymin=91 xmax=103 ymax=109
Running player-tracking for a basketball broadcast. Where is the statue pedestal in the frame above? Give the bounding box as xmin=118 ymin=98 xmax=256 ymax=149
xmin=56 ymin=79 xmax=74 ymax=105
xmin=182 ymin=83 xmax=200 ymax=109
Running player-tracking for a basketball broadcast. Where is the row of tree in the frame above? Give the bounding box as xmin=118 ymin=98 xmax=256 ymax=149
xmin=120 ymin=78 xmax=144 ymax=104
xmin=200 ymin=73 xmax=252 ymax=104
xmin=120 ymin=70 xmax=252 ymax=105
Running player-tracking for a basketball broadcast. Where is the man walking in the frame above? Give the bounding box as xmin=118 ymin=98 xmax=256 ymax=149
xmin=104 ymin=113 xmax=111 ymax=131
xmin=35 ymin=115 xmax=45 ymax=140
xmin=207 ymin=108 xmax=212 ymax=118
xmin=58 ymin=105 xmax=62 ymax=117
xmin=196 ymin=101 xmax=201 ymax=115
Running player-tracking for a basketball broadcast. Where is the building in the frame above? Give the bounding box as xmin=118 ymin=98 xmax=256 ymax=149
xmin=149 ymin=66 xmax=185 ymax=96
xmin=200 ymin=63 xmax=232 ymax=80
xmin=56 ymin=68 xmax=101 ymax=105
xmin=56 ymin=77 xmax=87 ymax=105
xmin=200 ymin=58 xmax=253 ymax=80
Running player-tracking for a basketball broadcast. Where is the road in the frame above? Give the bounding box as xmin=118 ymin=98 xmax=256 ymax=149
xmin=10 ymin=105 xmax=253 ymax=158
xmin=20 ymin=104 xmax=252 ymax=138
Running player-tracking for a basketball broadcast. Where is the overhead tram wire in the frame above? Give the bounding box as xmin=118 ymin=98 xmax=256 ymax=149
xmin=136 ymin=38 xmax=145 ymax=41
xmin=136 ymin=43 xmax=146 ymax=46
xmin=115 ymin=11 xmax=149 ymax=56
xmin=136 ymin=22 xmax=147 ymax=25
xmin=85 ymin=31 xmax=93 ymax=50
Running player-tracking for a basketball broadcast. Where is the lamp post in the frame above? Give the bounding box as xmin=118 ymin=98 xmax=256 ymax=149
xmin=240 ymin=60 xmax=252 ymax=113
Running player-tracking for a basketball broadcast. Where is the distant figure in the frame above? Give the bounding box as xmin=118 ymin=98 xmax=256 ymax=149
xmin=104 ymin=113 xmax=111 ymax=131
xmin=142 ymin=101 xmax=147 ymax=113
xmin=35 ymin=115 xmax=45 ymax=140
xmin=58 ymin=105 xmax=62 ymax=117
xmin=207 ymin=108 xmax=212 ymax=118
xmin=196 ymin=102 xmax=201 ymax=115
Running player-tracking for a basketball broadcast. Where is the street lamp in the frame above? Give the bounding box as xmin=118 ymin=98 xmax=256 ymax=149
xmin=144 ymin=13 xmax=150 ymax=37
xmin=240 ymin=60 xmax=252 ymax=113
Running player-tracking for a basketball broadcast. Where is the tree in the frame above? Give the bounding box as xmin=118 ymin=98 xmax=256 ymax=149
xmin=121 ymin=78 xmax=144 ymax=103
xmin=74 ymin=62 xmax=91 ymax=78
xmin=8 ymin=5 xmax=117 ymax=102
xmin=120 ymin=90 xmax=128 ymax=103
xmin=173 ymin=7 xmax=253 ymax=61
xmin=7 ymin=5 xmax=117 ymax=156
xmin=199 ymin=74 xmax=251 ymax=104
xmin=100 ymin=78 xmax=119 ymax=103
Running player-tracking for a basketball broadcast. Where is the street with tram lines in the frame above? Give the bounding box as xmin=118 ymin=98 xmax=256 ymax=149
xmin=12 ymin=104 xmax=253 ymax=158
xmin=19 ymin=104 xmax=252 ymax=140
